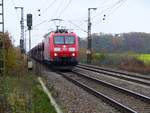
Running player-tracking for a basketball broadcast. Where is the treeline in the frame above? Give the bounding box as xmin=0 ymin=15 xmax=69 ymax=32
xmin=79 ymin=32 xmax=150 ymax=53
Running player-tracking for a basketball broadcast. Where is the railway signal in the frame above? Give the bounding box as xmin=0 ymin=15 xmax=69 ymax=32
xmin=27 ymin=14 xmax=33 ymax=51
xmin=27 ymin=14 xmax=33 ymax=70
xmin=27 ymin=14 xmax=32 ymax=30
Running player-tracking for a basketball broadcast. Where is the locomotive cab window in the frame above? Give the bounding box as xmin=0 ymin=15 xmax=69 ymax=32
xmin=54 ymin=36 xmax=75 ymax=44
xmin=65 ymin=36 xmax=75 ymax=44
xmin=54 ymin=36 xmax=64 ymax=44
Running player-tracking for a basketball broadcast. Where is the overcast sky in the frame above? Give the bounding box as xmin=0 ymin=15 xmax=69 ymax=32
xmin=4 ymin=0 xmax=150 ymax=50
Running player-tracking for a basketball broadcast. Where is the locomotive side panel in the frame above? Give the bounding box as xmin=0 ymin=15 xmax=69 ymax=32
xmin=43 ymin=35 xmax=50 ymax=62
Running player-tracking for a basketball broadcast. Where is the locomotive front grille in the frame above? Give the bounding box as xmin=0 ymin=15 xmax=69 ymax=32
xmin=53 ymin=57 xmax=78 ymax=66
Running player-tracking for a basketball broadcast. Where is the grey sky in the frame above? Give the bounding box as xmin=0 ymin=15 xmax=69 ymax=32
xmin=4 ymin=0 xmax=150 ymax=50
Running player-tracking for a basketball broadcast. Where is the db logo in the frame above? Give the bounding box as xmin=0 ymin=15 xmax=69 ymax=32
xmin=63 ymin=48 xmax=67 ymax=51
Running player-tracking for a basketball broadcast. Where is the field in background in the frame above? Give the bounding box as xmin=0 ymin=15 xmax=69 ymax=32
xmin=137 ymin=54 xmax=150 ymax=65
xmin=79 ymin=49 xmax=150 ymax=74
xmin=91 ymin=53 xmax=150 ymax=65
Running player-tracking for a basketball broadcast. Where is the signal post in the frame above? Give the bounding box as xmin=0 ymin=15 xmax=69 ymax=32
xmin=27 ymin=14 xmax=33 ymax=70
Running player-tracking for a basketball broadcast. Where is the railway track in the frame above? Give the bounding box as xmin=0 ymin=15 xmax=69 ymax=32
xmin=77 ymin=64 xmax=150 ymax=86
xmin=58 ymin=71 xmax=150 ymax=113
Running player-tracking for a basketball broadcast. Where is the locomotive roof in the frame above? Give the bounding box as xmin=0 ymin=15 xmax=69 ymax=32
xmin=44 ymin=29 xmax=76 ymax=38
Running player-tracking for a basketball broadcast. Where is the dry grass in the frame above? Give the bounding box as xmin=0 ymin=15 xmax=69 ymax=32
xmin=1 ymin=73 xmax=57 ymax=113
xmin=120 ymin=58 xmax=150 ymax=74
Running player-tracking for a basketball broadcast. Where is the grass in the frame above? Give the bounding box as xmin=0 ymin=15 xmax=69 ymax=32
xmin=80 ymin=52 xmax=150 ymax=74
xmin=137 ymin=54 xmax=150 ymax=65
xmin=0 ymin=73 xmax=57 ymax=113
xmin=32 ymin=82 xmax=56 ymax=113
xmin=91 ymin=53 xmax=150 ymax=65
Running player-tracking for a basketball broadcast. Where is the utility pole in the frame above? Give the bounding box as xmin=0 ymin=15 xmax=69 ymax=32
xmin=24 ymin=29 xmax=28 ymax=52
xmin=87 ymin=8 xmax=97 ymax=64
xmin=0 ymin=0 xmax=5 ymax=76
xmin=15 ymin=6 xmax=25 ymax=53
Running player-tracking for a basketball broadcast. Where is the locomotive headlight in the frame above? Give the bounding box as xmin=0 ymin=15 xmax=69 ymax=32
xmin=54 ymin=47 xmax=61 ymax=51
xmin=69 ymin=47 xmax=75 ymax=52
xmin=54 ymin=53 xmax=58 ymax=56
xmin=72 ymin=53 xmax=75 ymax=57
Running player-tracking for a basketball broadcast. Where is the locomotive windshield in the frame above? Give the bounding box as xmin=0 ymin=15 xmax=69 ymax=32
xmin=54 ymin=36 xmax=75 ymax=44
xmin=65 ymin=36 xmax=75 ymax=44
xmin=54 ymin=36 xmax=64 ymax=44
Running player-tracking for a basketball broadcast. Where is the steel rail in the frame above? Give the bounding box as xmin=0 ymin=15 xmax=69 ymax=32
xmin=77 ymin=65 xmax=150 ymax=86
xmin=58 ymin=72 xmax=137 ymax=113
xmin=79 ymin=63 xmax=150 ymax=80
xmin=72 ymin=70 xmax=150 ymax=104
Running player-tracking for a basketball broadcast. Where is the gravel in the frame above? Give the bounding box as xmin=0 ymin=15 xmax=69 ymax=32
xmin=74 ymin=67 xmax=150 ymax=97
xmin=41 ymin=70 xmax=120 ymax=113
xmin=66 ymin=72 xmax=150 ymax=113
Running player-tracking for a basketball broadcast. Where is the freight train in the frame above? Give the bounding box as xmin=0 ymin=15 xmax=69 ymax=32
xmin=29 ymin=29 xmax=79 ymax=69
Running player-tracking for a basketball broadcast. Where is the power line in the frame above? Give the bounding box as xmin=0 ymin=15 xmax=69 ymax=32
xmin=68 ymin=20 xmax=87 ymax=33
xmin=33 ymin=20 xmax=47 ymax=28
xmin=34 ymin=0 xmax=50 ymax=17
xmin=96 ymin=0 xmax=112 ymax=9
xmin=93 ymin=0 xmax=125 ymax=19
xmin=65 ymin=0 xmax=113 ymax=24
xmin=93 ymin=0 xmax=127 ymax=26
xmin=34 ymin=0 xmax=70 ymax=30
xmin=100 ymin=0 xmax=127 ymax=21
xmin=58 ymin=0 xmax=73 ymax=18
xmin=33 ymin=0 xmax=111 ymax=35
xmin=52 ymin=0 xmax=66 ymax=18
xmin=91 ymin=0 xmax=115 ymax=19
xmin=61 ymin=0 xmax=111 ymax=24
xmin=11 ymin=0 xmax=20 ymax=22
xmin=33 ymin=0 xmax=58 ymax=19
xmin=106 ymin=0 xmax=127 ymax=17
xmin=32 ymin=0 xmax=59 ymax=34
xmin=41 ymin=0 xmax=58 ymax=15
xmin=68 ymin=19 xmax=86 ymax=27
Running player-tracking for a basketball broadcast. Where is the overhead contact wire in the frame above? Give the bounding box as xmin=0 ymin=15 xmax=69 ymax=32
xmin=93 ymin=0 xmax=127 ymax=26
xmin=58 ymin=0 xmax=73 ymax=18
xmin=68 ymin=20 xmax=87 ymax=33
xmin=41 ymin=0 xmax=58 ymax=15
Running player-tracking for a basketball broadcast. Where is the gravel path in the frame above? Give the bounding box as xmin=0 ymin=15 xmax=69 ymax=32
xmin=42 ymin=70 xmax=120 ymax=113
xmin=74 ymin=67 xmax=150 ymax=97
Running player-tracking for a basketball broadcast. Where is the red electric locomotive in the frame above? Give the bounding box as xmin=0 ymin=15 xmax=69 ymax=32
xmin=30 ymin=29 xmax=79 ymax=69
